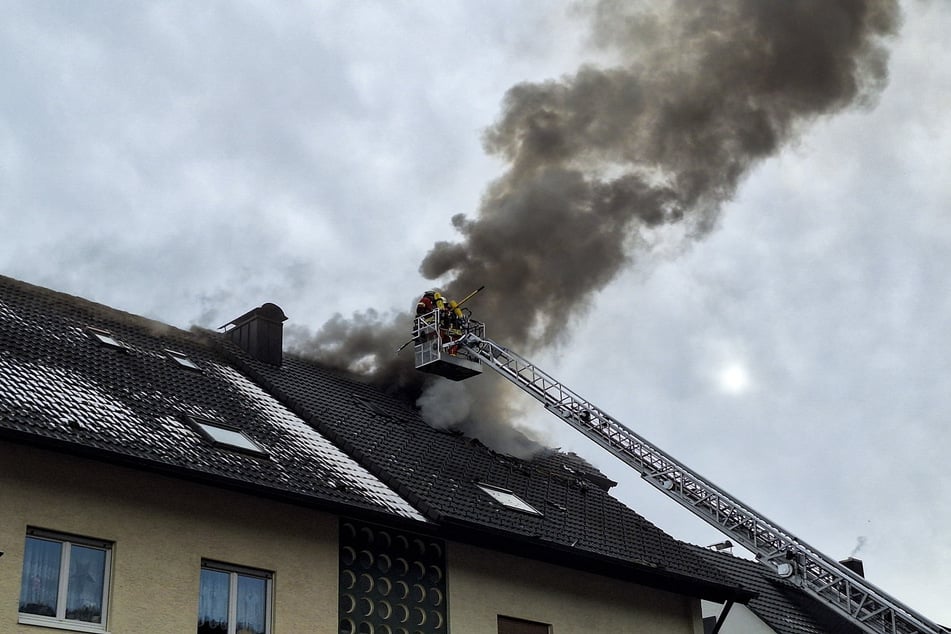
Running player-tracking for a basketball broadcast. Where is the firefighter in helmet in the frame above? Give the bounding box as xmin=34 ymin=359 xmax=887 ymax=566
xmin=416 ymin=290 xmax=437 ymax=317
xmin=415 ymin=290 xmax=462 ymax=354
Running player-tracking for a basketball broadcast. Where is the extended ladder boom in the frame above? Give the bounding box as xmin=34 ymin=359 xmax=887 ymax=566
xmin=457 ymin=332 xmax=944 ymax=634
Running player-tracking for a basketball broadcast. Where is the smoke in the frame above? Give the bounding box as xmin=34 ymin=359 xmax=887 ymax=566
xmin=297 ymin=0 xmax=900 ymax=456
xmin=416 ymin=379 xmax=546 ymax=458
xmin=851 ymin=535 xmax=868 ymax=557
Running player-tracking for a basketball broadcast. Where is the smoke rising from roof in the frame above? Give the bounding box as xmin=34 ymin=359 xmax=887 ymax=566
xmin=294 ymin=0 xmax=900 ymax=456
xmin=851 ymin=535 xmax=868 ymax=557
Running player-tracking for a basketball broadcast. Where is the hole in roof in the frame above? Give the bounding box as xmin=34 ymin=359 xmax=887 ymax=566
xmin=352 ymin=394 xmax=392 ymax=418
xmin=476 ymin=483 xmax=542 ymax=515
xmin=185 ymin=415 xmax=267 ymax=456
xmin=86 ymin=327 xmax=126 ymax=350
xmin=165 ymin=349 xmax=201 ymax=371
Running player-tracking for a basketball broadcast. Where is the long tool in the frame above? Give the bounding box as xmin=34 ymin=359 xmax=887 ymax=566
xmin=454 ymin=285 xmax=485 ymax=308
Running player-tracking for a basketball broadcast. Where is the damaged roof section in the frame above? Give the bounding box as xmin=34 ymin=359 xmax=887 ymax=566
xmin=0 ymin=275 xmax=424 ymax=522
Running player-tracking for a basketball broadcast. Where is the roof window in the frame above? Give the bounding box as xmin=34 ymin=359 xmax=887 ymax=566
xmin=165 ymin=349 xmax=201 ymax=371
xmin=86 ymin=327 xmax=127 ymax=350
xmin=476 ymin=483 xmax=542 ymax=515
xmin=186 ymin=416 xmax=267 ymax=456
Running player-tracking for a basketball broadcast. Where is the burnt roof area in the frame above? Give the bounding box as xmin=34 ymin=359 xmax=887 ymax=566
xmin=5 ymin=272 xmax=859 ymax=610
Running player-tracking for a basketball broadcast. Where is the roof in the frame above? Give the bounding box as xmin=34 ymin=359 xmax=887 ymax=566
xmin=0 ymin=274 xmax=424 ymax=522
xmin=692 ymin=545 xmax=864 ymax=634
xmin=0 ymin=273 xmax=751 ymax=602
xmin=226 ymin=343 xmax=754 ymax=601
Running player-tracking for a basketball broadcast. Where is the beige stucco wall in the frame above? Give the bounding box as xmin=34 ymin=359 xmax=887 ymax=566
xmin=702 ymin=600 xmax=775 ymax=634
xmin=1 ymin=441 xmax=709 ymax=634
xmin=0 ymin=442 xmax=340 ymax=634
xmin=448 ymin=542 xmax=704 ymax=634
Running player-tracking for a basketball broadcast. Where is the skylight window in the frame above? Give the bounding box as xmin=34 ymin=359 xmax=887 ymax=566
xmin=476 ymin=483 xmax=542 ymax=515
xmin=186 ymin=416 xmax=267 ymax=456
xmin=165 ymin=349 xmax=201 ymax=371
xmin=86 ymin=327 xmax=126 ymax=350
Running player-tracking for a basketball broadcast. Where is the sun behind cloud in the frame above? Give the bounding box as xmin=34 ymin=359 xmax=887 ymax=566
xmin=716 ymin=362 xmax=752 ymax=395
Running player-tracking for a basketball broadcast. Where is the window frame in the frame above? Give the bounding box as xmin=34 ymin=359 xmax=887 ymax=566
xmin=184 ymin=414 xmax=269 ymax=457
xmin=476 ymin=483 xmax=543 ymax=515
xmin=18 ymin=528 xmax=113 ymax=634
xmin=165 ymin=348 xmax=202 ymax=371
xmin=198 ymin=560 xmax=273 ymax=634
xmin=498 ymin=615 xmax=553 ymax=634
xmin=85 ymin=327 xmax=127 ymax=351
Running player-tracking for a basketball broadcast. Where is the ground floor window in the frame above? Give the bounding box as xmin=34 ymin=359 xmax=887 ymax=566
xmin=18 ymin=527 xmax=112 ymax=632
xmin=198 ymin=560 xmax=272 ymax=634
xmin=498 ymin=615 xmax=552 ymax=634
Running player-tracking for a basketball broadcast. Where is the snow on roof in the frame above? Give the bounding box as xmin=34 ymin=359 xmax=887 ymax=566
xmin=0 ymin=274 xmax=424 ymax=522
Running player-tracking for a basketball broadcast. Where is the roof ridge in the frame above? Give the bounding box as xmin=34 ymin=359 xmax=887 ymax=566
xmin=0 ymin=273 xmax=198 ymax=341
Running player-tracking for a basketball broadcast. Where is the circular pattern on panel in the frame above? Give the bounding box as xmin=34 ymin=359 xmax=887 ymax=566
xmin=339 ymin=520 xmax=447 ymax=634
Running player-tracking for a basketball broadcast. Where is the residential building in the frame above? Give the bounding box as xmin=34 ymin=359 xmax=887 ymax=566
xmin=0 ymin=274 xmax=890 ymax=633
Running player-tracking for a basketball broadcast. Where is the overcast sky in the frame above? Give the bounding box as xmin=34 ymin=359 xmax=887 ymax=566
xmin=2 ymin=1 xmax=949 ymax=624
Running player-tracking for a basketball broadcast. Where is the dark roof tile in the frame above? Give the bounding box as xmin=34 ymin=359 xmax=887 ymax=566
xmin=230 ymin=347 xmax=742 ymax=593
xmin=0 ymin=275 xmax=423 ymax=522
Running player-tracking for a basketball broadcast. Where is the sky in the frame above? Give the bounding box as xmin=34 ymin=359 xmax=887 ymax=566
xmin=2 ymin=0 xmax=949 ymax=625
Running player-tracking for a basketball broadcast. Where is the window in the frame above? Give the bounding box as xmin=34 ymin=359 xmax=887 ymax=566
xmin=18 ymin=528 xmax=112 ymax=632
xmin=185 ymin=415 xmax=268 ymax=456
xmin=476 ymin=483 xmax=542 ymax=515
xmin=85 ymin=327 xmax=126 ymax=350
xmin=166 ymin=349 xmax=201 ymax=371
xmin=198 ymin=561 xmax=272 ymax=634
xmin=498 ymin=616 xmax=552 ymax=634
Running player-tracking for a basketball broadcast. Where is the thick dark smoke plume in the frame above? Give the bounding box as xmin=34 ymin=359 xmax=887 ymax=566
xmin=294 ymin=0 xmax=900 ymax=456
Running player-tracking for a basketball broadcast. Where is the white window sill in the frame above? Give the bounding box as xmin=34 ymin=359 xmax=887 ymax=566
xmin=18 ymin=613 xmax=109 ymax=634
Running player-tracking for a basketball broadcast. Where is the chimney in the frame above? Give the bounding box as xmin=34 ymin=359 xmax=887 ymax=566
xmin=223 ymin=303 xmax=288 ymax=365
xmin=840 ymin=557 xmax=865 ymax=578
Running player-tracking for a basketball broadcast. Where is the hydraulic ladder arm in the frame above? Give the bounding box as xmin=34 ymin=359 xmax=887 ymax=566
xmin=455 ymin=331 xmax=945 ymax=634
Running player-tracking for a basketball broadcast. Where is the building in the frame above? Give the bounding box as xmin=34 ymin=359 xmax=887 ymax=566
xmin=0 ymin=274 xmax=890 ymax=633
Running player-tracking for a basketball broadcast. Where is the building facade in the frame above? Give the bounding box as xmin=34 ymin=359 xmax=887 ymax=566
xmin=2 ymin=274 xmax=880 ymax=634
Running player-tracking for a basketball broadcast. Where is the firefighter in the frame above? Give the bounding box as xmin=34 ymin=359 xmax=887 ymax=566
xmin=416 ymin=290 xmax=437 ymax=316
xmin=413 ymin=291 xmax=438 ymax=345
xmin=413 ymin=290 xmax=470 ymax=353
xmin=446 ymin=298 xmax=465 ymax=326
xmin=439 ymin=295 xmax=467 ymax=355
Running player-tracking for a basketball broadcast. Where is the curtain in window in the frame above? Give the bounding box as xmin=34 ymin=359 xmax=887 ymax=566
xmin=198 ymin=569 xmax=230 ymax=633
xmin=236 ymin=574 xmax=266 ymax=634
xmin=65 ymin=545 xmax=106 ymax=623
xmin=19 ymin=537 xmax=61 ymax=617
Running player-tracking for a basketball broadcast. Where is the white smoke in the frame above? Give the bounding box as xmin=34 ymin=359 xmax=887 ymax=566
xmin=416 ymin=380 xmax=472 ymax=430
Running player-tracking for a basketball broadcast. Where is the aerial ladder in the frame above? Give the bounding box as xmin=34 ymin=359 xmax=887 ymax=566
xmin=411 ymin=304 xmax=945 ymax=634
